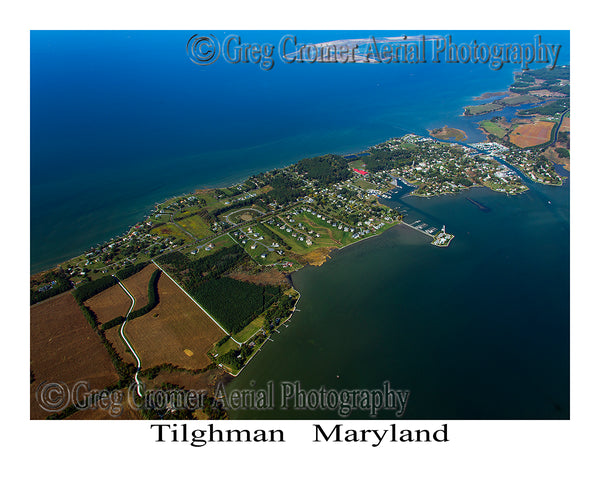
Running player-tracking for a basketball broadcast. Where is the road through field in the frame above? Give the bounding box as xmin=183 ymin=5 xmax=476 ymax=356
xmin=114 ymin=277 xmax=143 ymax=396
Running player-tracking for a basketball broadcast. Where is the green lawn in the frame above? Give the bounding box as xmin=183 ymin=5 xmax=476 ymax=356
xmin=348 ymin=159 xmax=366 ymax=170
xmin=210 ymin=337 xmax=239 ymax=358
xmin=234 ymin=316 xmax=265 ymax=344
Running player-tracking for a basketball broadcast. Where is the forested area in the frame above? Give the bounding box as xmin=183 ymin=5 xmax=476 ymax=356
xmin=190 ymin=277 xmax=280 ymax=333
xmin=296 ymin=154 xmax=352 ymax=186
xmin=519 ymin=98 xmax=569 ymax=116
xmin=366 ymin=147 xmax=413 ymax=171
xmin=264 ymin=172 xmax=303 ymax=205
xmin=158 ymin=245 xmax=277 ymax=333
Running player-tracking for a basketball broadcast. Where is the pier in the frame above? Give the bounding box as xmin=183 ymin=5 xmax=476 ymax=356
xmin=401 ymin=219 xmax=454 ymax=247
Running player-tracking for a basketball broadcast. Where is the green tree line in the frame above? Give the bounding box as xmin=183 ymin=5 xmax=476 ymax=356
xmin=115 ymin=261 xmax=149 ymax=281
xmin=127 ymin=269 xmax=161 ymax=320
xmin=72 ymin=275 xmax=118 ymax=303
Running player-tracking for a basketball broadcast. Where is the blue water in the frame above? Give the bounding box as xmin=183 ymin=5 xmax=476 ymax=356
xmin=229 ymin=180 xmax=570 ymax=419
xmin=31 ymin=30 xmax=569 ymax=271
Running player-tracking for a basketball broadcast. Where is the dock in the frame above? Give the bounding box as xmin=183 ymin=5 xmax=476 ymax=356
xmin=402 ymin=220 xmax=454 ymax=247
xmin=403 ymin=220 xmax=435 ymax=238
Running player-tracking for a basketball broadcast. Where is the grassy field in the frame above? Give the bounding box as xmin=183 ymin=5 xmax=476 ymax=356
xmin=479 ymin=120 xmax=507 ymax=137
xmin=234 ymin=316 xmax=266 ymax=344
xmin=429 ymin=126 xmax=467 ymax=141
xmin=30 ymin=293 xmax=119 ymax=419
xmin=348 ymin=159 xmax=366 ymax=169
xmin=173 ymin=206 xmax=204 ymax=220
xmin=194 ymin=190 xmax=223 ymax=211
xmin=464 ymin=103 xmax=504 ymax=115
xmin=210 ymin=336 xmax=240 ymax=358
xmin=124 ymin=272 xmax=223 ymax=370
xmin=150 ymin=223 xmax=193 ymax=243
xmin=264 ymin=210 xmax=357 ymax=258
xmin=176 ymin=213 xmax=213 ymax=238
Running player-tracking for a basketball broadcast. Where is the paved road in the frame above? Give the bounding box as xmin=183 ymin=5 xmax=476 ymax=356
xmin=114 ymin=277 xmax=144 ymax=397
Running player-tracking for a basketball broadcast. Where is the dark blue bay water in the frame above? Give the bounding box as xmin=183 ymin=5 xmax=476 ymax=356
xmin=30 ymin=30 xmax=569 ymax=272
xmin=229 ymin=179 xmax=570 ymax=419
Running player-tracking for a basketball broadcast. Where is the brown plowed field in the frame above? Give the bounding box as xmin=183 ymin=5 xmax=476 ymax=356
xmin=124 ymin=273 xmax=223 ymax=370
xmin=509 ymin=121 xmax=555 ymax=147
xmin=84 ymin=283 xmax=131 ymax=325
xmin=67 ymin=386 xmax=142 ymax=420
xmin=30 ymin=293 xmax=119 ymax=419
xmin=122 ymin=264 xmax=158 ymax=307
xmin=228 ymin=268 xmax=289 ymax=286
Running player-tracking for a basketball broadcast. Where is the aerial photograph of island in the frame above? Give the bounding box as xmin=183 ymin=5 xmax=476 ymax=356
xmin=30 ymin=30 xmax=570 ymax=420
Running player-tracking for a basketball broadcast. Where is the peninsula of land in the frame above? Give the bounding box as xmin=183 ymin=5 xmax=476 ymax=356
xmin=30 ymin=66 xmax=570 ymax=421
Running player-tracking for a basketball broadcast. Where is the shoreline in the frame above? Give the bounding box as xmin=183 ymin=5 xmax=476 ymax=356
xmin=31 ymin=66 xmax=569 ymax=280
xmin=30 ymin=144 xmax=395 ymax=276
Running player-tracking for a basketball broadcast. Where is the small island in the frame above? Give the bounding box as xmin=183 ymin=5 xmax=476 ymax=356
xmin=428 ymin=125 xmax=467 ymax=141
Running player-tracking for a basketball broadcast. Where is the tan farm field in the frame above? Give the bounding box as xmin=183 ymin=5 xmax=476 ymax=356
xmin=84 ymin=283 xmax=131 ymax=325
xmin=509 ymin=121 xmax=555 ymax=148
xmin=30 ymin=293 xmax=119 ymax=419
xmin=124 ymin=273 xmax=224 ymax=370
xmin=122 ymin=264 xmax=158 ymax=307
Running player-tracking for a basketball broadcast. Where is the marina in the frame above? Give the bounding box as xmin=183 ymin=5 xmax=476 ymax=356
xmin=401 ymin=218 xmax=454 ymax=247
